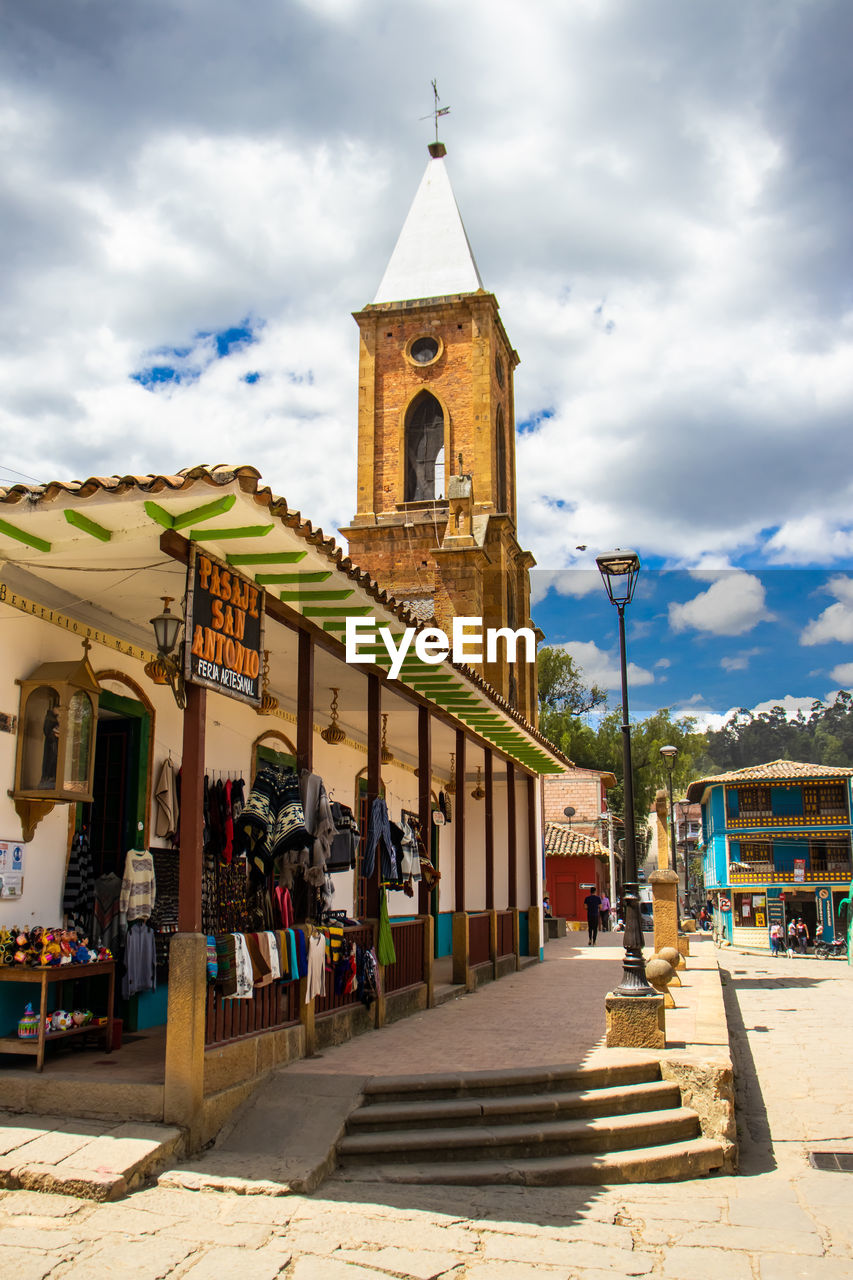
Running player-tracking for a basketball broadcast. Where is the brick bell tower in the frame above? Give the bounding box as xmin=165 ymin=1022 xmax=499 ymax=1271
xmin=340 ymin=141 xmax=538 ymax=721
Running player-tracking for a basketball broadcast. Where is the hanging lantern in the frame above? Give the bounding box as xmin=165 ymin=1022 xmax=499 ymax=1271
xmin=446 ymin=752 xmax=456 ymax=795
xmin=12 ymin=639 xmax=101 ymax=840
xmin=381 ymin=713 xmax=393 ymax=764
xmin=471 ymin=765 xmax=485 ymax=801
xmin=256 ymin=650 xmax=279 ymax=716
xmin=320 ymin=687 xmax=345 ymax=745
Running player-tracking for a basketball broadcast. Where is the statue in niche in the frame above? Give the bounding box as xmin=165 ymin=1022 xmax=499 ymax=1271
xmin=39 ymin=693 xmax=60 ymax=789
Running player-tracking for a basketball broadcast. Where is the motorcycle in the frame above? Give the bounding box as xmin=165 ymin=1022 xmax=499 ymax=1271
xmin=814 ymin=937 xmax=848 ymax=960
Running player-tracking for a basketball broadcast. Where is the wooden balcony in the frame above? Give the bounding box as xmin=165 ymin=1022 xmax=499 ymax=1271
xmin=729 ymin=859 xmax=852 ymax=885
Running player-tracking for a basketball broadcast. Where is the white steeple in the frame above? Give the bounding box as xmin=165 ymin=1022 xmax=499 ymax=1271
xmin=373 ymin=145 xmax=484 ymax=305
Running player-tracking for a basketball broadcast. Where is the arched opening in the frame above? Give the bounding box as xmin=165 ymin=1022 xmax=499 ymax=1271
xmin=495 ymin=406 xmax=507 ymax=514
xmin=405 ymin=392 xmax=445 ymax=502
xmin=251 ymin=728 xmax=297 ymax=780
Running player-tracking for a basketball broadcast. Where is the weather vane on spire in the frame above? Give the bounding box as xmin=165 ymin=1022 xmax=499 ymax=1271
xmin=421 ymin=79 xmax=450 ymax=151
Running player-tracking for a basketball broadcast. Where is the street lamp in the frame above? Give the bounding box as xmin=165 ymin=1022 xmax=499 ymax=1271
xmin=596 ymin=549 xmax=655 ymax=996
xmin=659 ymin=744 xmax=678 ymax=881
xmin=677 ymin=797 xmax=693 ymax=909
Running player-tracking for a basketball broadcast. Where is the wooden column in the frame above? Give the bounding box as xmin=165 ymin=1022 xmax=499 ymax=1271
xmin=484 ymin=749 xmax=494 ymax=910
xmin=454 ymin=729 xmax=466 ymax=913
xmin=527 ymin=773 xmax=538 ymax=908
xmin=507 ymin=760 xmax=517 ymax=910
xmin=178 ymin=682 xmax=206 ymax=933
xmin=364 ymin=673 xmax=382 ymax=919
xmin=417 ymin=706 xmax=431 ymax=915
xmin=296 ymin=630 xmax=314 ymax=774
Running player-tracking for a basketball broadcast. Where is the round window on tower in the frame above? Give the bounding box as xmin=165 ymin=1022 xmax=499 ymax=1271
xmin=405 ymin=334 xmax=442 ymax=367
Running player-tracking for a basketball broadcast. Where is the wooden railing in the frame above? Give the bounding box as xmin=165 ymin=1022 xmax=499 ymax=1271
xmin=205 ymin=978 xmax=300 ymax=1048
xmin=468 ymin=912 xmax=491 ymax=966
xmin=384 ymin=918 xmax=426 ymax=993
xmin=315 ymin=923 xmax=375 ymax=1018
xmin=497 ymin=909 xmax=515 ymax=958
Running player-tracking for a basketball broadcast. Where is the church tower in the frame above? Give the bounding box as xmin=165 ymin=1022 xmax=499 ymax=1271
xmin=340 ymin=142 xmax=538 ymax=722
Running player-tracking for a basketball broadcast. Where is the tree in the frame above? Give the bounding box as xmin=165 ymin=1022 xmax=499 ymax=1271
xmin=538 ymin=647 xmax=605 ymax=741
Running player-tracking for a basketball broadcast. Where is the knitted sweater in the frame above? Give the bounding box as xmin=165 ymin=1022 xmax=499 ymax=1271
xmin=120 ymin=849 xmax=156 ymax=923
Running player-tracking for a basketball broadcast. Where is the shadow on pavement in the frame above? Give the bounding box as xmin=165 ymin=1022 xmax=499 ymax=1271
xmin=720 ymin=969 xmax=776 ymax=1177
xmin=724 ymin=976 xmax=827 ymax=989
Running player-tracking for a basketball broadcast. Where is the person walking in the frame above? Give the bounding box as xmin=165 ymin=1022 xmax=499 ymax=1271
xmin=584 ymin=890 xmax=602 ymax=946
xmin=769 ymin=922 xmax=783 ymax=956
xmin=796 ymin=918 xmax=809 ymax=954
xmin=787 ymin=918 xmax=797 ymax=956
xmin=599 ymin=893 xmax=610 ymax=932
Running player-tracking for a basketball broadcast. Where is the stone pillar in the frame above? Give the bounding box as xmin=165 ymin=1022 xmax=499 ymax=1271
xmin=605 ymin=992 xmax=666 ymax=1048
xmin=527 ymin=904 xmax=543 ymax=960
xmin=452 ymin=911 xmax=469 ymax=987
xmin=422 ymin=913 xmax=435 ymax=1008
xmin=650 ymin=868 xmax=681 ymax=957
xmin=164 ymin=933 xmax=207 ymax=1146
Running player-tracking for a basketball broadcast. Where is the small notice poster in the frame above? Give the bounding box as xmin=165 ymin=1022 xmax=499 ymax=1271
xmin=0 ymin=840 xmax=24 ymax=898
xmin=184 ymin=546 xmax=265 ymax=706
xmin=794 ymin=858 xmax=806 ymax=883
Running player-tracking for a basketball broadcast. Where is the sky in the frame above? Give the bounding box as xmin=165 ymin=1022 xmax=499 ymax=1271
xmin=2 ymin=1 xmax=853 ymax=725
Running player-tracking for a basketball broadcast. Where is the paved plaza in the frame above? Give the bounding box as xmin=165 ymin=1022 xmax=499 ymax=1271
xmin=1 ymin=937 xmax=852 ymax=1278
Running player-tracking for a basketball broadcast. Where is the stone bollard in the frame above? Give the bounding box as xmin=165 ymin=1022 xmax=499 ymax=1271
xmin=646 ymin=955 xmax=676 ymax=1008
xmin=658 ymin=945 xmax=683 ymax=986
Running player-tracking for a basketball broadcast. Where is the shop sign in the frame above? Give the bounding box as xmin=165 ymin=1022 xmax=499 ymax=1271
xmin=794 ymin=858 xmax=806 ymax=883
xmin=185 ymin=547 xmax=264 ymax=706
xmin=767 ymin=898 xmax=785 ymax=927
xmin=0 ymin=840 xmax=24 ymax=898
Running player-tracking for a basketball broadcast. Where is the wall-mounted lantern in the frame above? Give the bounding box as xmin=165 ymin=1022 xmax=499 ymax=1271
xmin=10 ymin=639 xmax=101 ymax=840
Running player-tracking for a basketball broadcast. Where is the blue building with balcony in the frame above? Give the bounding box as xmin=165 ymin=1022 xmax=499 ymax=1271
xmin=687 ymin=760 xmax=853 ymax=951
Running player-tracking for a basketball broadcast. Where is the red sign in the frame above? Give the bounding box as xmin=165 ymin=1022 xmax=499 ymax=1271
xmin=720 ymin=897 xmax=731 ymax=911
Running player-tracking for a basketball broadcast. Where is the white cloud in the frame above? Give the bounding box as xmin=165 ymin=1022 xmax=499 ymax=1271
xmin=668 ymin=574 xmax=770 ymax=636
xmin=800 ymin=575 xmax=853 ymax=645
xmin=557 ymin=640 xmax=654 ymax=693
xmin=654 ymin=657 xmax=671 ymax=669
xmin=829 ymin=663 xmax=853 ymax=687
xmin=529 ymin=568 xmax=602 ymax=606
xmin=720 ymin=646 xmax=763 ymax=672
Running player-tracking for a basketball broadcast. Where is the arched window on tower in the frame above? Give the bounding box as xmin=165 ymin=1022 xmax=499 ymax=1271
xmin=495 ymin=405 xmax=507 ymax=513
xmin=405 ymin=392 xmax=445 ymax=502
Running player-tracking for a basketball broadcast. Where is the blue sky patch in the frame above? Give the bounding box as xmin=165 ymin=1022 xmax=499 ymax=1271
xmin=131 ymin=319 xmax=260 ymax=391
xmin=517 ymin=407 xmax=554 ymax=435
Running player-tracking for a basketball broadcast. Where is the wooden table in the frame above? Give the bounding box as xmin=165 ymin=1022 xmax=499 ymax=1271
xmin=0 ymin=960 xmax=115 ymax=1072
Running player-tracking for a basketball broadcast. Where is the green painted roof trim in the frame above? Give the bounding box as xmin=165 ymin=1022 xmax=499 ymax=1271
xmin=64 ymin=509 xmax=112 ymax=542
xmin=189 ymin=524 xmax=274 ymax=541
xmin=256 ymin=571 xmax=332 ymax=584
xmin=227 ymin=551 xmax=306 ymax=565
xmin=0 ymin=518 xmax=51 ymax=553
xmin=279 ymin=589 xmax=354 ymax=601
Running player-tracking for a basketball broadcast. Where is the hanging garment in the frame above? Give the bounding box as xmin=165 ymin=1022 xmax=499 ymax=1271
xmin=230 ymin=776 xmax=245 ymax=828
xmin=305 ymin=932 xmax=326 ymax=1002
xmin=206 ymin=935 xmax=218 ymax=982
xmin=377 ymin=887 xmax=397 ymax=966
xmin=232 ymin=933 xmax=254 ymax=998
xmin=244 ymin=932 xmax=272 ymax=987
xmin=120 ymin=849 xmax=156 ymax=923
xmin=122 ymin=924 xmax=157 ymax=998
xmin=275 ymin=885 xmax=294 ymax=929
xmin=294 ymin=927 xmax=308 ymax=978
xmin=363 ymin=796 xmax=399 ymax=881
xmin=223 ymin=777 xmax=234 ymax=864
xmin=62 ymin=828 xmax=95 ymax=936
xmin=149 ymin=850 xmax=180 ymax=932
xmin=399 ymin=817 xmax=421 ymax=881
xmin=215 ymin=934 xmax=238 ymax=997
xmin=92 ymin=873 xmax=124 ymax=951
xmin=299 ymin=771 xmax=337 ymax=872
xmin=261 ymin=930 xmax=281 ymax=981
xmin=154 ymin=758 xmax=180 ymax=840
xmin=359 ymin=947 xmax=380 ymax=1008
xmin=269 ymin=771 xmax=311 ymax=861
xmin=327 ymin=802 xmax=360 ymax=871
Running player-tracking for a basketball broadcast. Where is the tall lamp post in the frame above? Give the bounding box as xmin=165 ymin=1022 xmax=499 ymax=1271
xmin=596 ymin=550 xmax=655 ymax=996
xmin=677 ymin=798 xmax=693 ymax=909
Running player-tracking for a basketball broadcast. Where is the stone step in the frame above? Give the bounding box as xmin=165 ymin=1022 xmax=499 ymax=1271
xmin=337 ymin=1106 xmax=700 ymax=1165
xmin=361 ymin=1059 xmax=662 ymax=1104
xmin=347 ymin=1079 xmax=682 ymax=1133
xmin=334 ymin=1136 xmax=725 ymax=1186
